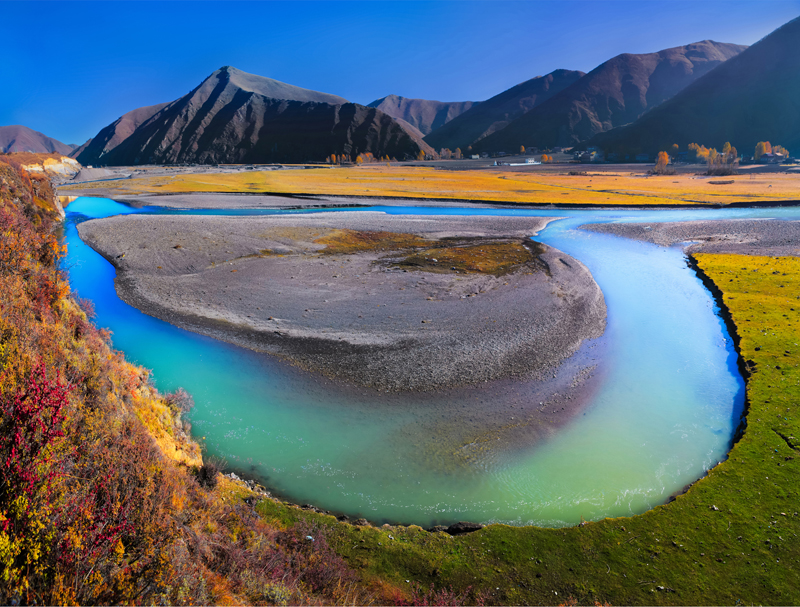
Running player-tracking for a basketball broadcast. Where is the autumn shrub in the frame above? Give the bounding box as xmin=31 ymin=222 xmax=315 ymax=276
xmin=0 ymin=159 xmax=391 ymax=605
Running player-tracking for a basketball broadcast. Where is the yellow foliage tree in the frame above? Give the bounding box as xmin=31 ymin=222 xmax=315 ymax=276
xmin=654 ymin=151 xmax=670 ymax=174
xmin=755 ymin=141 xmax=772 ymax=160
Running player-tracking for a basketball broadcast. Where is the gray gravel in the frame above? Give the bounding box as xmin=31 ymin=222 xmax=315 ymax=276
xmin=79 ymin=212 xmax=607 ymax=393
xmin=581 ymin=219 xmax=800 ymax=256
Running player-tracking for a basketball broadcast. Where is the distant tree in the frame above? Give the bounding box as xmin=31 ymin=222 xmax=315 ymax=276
xmin=722 ymin=142 xmax=731 ymax=156
xmin=688 ymin=143 xmax=710 ymax=163
xmin=773 ymin=145 xmax=789 ymax=157
xmin=417 ymin=149 xmax=426 ymax=161
xmin=654 ymin=151 xmax=670 ymax=174
xmin=355 ymin=155 xmax=363 ymax=164
xmin=454 ymin=148 xmax=462 ymax=160
xmin=670 ymin=144 xmax=680 ymax=159
xmin=520 ymin=145 xmax=526 ymax=154
xmin=755 ymin=141 xmax=772 ymax=160
xmin=331 ymin=153 xmax=337 ymax=165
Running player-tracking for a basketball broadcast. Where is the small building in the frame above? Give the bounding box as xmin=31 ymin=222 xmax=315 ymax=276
xmin=758 ymin=152 xmax=785 ymax=164
xmin=471 ymin=154 xmax=480 ymax=159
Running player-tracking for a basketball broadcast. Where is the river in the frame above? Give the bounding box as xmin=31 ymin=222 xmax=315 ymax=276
xmin=62 ymin=198 xmax=800 ymax=527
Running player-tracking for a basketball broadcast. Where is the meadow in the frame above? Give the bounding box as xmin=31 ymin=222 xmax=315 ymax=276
xmin=61 ymin=165 xmax=800 ymax=206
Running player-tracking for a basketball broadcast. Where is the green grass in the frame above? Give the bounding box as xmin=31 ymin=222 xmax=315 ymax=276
xmin=250 ymin=253 xmax=800 ymax=605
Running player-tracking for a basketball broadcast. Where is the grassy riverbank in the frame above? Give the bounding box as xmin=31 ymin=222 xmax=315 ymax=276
xmin=60 ymin=166 xmax=800 ymax=206
xmin=244 ymin=252 xmax=799 ymax=606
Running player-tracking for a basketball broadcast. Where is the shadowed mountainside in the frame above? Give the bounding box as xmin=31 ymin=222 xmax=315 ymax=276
xmin=587 ymin=17 xmax=800 ymax=156
xmin=0 ymin=125 xmax=76 ymax=154
xmin=476 ymin=40 xmax=746 ymax=152
xmin=70 ymin=102 xmax=169 ymax=163
xmin=422 ymin=69 xmax=584 ymax=152
xmin=368 ymin=95 xmax=478 ymax=136
xmin=76 ymin=67 xmax=432 ymax=166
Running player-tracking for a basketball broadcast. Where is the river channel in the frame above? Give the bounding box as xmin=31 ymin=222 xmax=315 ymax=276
xmin=62 ymin=198 xmax=800 ymax=527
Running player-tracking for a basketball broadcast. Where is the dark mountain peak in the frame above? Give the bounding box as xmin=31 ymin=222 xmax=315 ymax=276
xmin=77 ymin=68 xmax=430 ymax=166
xmin=199 ymin=66 xmax=349 ymax=105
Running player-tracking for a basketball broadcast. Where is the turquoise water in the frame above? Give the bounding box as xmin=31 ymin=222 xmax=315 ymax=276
xmin=63 ymin=198 xmax=800 ymax=527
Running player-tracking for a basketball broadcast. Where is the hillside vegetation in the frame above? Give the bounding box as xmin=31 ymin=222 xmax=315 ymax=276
xmin=0 ymin=158 xmax=404 ymax=605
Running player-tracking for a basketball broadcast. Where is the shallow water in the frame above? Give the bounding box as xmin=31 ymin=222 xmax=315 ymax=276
xmin=63 ymin=198 xmax=800 ymax=527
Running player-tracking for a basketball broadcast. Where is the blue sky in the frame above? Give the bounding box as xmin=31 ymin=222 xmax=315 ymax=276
xmin=3 ymin=0 xmax=799 ymax=145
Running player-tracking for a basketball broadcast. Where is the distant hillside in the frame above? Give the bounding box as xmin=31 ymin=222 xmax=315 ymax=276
xmin=77 ymin=67 xmax=431 ymax=166
xmin=0 ymin=125 xmax=75 ymax=155
xmin=423 ymin=69 xmax=584 ymax=152
xmin=478 ymin=40 xmax=746 ymax=152
xmin=587 ymin=17 xmax=800 ymax=157
xmin=367 ymin=95 xmax=478 ymax=136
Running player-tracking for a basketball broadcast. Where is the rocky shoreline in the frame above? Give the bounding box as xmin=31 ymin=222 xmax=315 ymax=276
xmin=581 ymin=218 xmax=800 ymax=256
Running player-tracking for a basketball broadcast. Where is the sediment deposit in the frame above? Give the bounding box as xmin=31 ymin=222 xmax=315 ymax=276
xmin=79 ymin=212 xmax=606 ymax=392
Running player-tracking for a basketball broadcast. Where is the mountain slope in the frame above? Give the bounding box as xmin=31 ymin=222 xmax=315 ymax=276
xmin=422 ymin=69 xmax=584 ymax=151
xmin=0 ymin=125 xmax=75 ymax=154
xmin=77 ymin=67 xmax=431 ymax=165
xmin=72 ymin=102 xmax=169 ymax=163
xmin=367 ymin=95 xmax=478 ymax=136
xmin=587 ymin=18 xmax=800 ymax=156
xmin=478 ymin=40 xmax=746 ymax=152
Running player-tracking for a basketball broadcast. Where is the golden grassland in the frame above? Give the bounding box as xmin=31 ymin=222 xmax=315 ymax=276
xmin=61 ymin=165 xmax=800 ymax=206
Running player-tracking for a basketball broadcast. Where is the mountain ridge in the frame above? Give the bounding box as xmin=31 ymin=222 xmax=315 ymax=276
xmin=423 ymin=69 xmax=585 ymax=152
xmin=367 ymin=95 xmax=478 ymax=136
xmin=476 ymin=40 xmax=747 ymax=152
xmin=586 ymin=19 xmax=800 ymax=156
xmin=77 ymin=67 xmax=432 ymax=165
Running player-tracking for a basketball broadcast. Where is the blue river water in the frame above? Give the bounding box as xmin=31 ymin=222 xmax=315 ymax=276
xmin=62 ymin=198 xmax=800 ymax=527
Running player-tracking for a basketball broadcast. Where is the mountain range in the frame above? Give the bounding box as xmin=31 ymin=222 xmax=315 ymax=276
xmin=9 ymin=15 xmax=800 ymax=166
xmin=586 ymin=16 xmax=800 ymax=156
xmin=476 ymin=40 xmax=746 ymax=152
xmin=367 ymin=95 xmax=478 ymax=136
xmin=423 ymin=69 xmax=585 ymax=152
xmin=0 ymin=125 xmax=76 ymax=155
